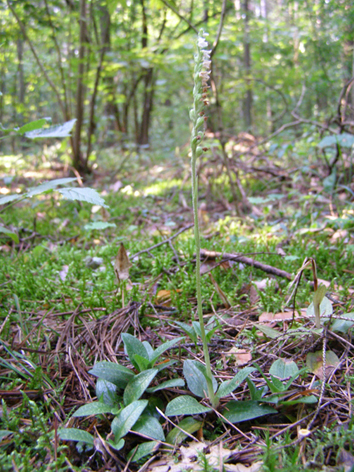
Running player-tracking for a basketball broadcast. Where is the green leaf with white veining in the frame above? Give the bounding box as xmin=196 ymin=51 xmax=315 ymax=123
xmin=331 ymin=312 xmax=354 ymax=333
xmin=132 ymin=414 xmax=165 ymax=441
xmin=165 ymin=395 xmax=212 ymax=416
xmin=123 ymin=369 xmax=158 ymax=405
xmin=111 ymin=400 xmax=148 ymax=441
xmin=96 ymin=379 xmax=119 ymax=407
xmin=166 ymin=417 xmax=203 ymax=445
xmin=59 ymin=187 xmax=108 ymax=208
xmin=216 ymin=367 xmax=255 ymax=399
xmin=149 ymin=337 xmax=183 ymax=365
xmin=73 ymin=401 xmax=113 ymax=417
xmin=58 ymin=428 xmax=94 ymax=445
xmin=107 ymin=438 xmax=125 ymax=451
xmin=122 ymin=333 xmax=149 ymax=368
xmin=128 ymin=441 xmax=160 ymax=462
xmin=222 ymin=400 xmax=277 ymax=423
xmin=172 ymin=321 xmax=197 ymax=344
xmin=89 ymin=361 xmax=134 ymax=388
xmin=183 ymin=359 xmax=217 ymax=398
xmin=146 ymin=378 xmax=184 ymax=393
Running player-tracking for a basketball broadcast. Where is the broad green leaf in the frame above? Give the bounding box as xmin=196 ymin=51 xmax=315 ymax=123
xmin=165 ymin=395 xmax=212 ymax=416
xmin=0 ymin=430 xmax=13 ymax=441
xmin=307 ymin=296 xmax=333 ymax=320
xmin=222 ymin=400 xmax=277 ymax=423
xmin=331 ymin=312 xmax=354 ymax=333
xmin=27 ymin=178 xmax=77 ymax=197
xmin=0 ymin=226 xmax=19 ymax=243
xmin=256 ymin=324 xmax=281 ymax=339
xmin=149 ymin=337 xmax=183 ymax=365
xmin=253 ymin=363 xmax=283 ymax=393
xmin=155 ymin=359 xmax=177 ymax=372
xmin=142 ymin=341 xmax=154 ymax=360
xmin=0 ymin=194 xmax=22 ymax=205
xmin=89 ymin=361 xmax=134 ymax=388
xmin=59 ymin=187 xmax=108 ymax=208
xmin=317 ymin=135 xmax=338 ymax=148
xmin=58 ymin=428 xmax=94 ymax=445
xmin=96 ymin=379 xmax=119 ymax=407
xmin=107 ymin=438 xmax=125 ymax=451
xmin=269 ymin=359 xmax=299 ymax=380
xmin=247 ymin=378 xmax=267 ymax=401
xmin=132 ymin=414 xmax=165 ymax=441
xmin=216 ymin=367 xmax=254 ymax=399
xmin=18 ymin=118 xmax=48 ymax=135
xmin=111 ymin=400 xmax=148 ymax=441
xmin=269 ymin=375 xmax=286 ymax=392
xmin=280 ymin=395 xmax=318 ymax=406
xmin=122 ymin=333 xmax=149 ymax=369
xmin=166 ymin=417 xmax=203 ymax=445
xmin=123 ymin=369 xmax=158 ymax=405
xmin=146 ymin=378 xmax=185 ymax=393
xmin=25 ymin=119 xmax=77 ymax=138
xmin=73 ymin=401 xmax=113 ymax=417
xmin=318 ymin=133 xmax=354 ymax=149
xmin=132 ymin=354 xmax=151 ymax=372
xmin=84 ymin=222 xmax=116 ymax=231
xmin=172 ymin=321 xmax=197 ymax=344
xmin=127 ymin=441 xmax=160 ymax=462
xmin=313 ymin=285 xmax=327 ymax=306
xmin=183 ymin=359 xmax=217 ymax=398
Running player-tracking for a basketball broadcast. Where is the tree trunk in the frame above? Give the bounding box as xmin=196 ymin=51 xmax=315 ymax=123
xmin=138 ymin=68 xmax=154 ymax=145
xmin=72 ymin=0 xmax=89 ymax=173
xmin=242 ymin=0 xmax=252 ymax=130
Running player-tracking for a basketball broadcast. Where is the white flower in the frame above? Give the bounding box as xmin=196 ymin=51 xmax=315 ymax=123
xmin=197 ymin=38 xmax=208 ymax=49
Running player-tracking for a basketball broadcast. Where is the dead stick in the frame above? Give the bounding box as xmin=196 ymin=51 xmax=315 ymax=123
xmin=200 ymin=249 xmax=293 ymax=280
xmin=131 ymin=224 xmax=193 ymax=258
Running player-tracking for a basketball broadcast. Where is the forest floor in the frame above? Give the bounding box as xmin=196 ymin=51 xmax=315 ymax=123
xmin=0 ymin=141 xmax=354 ymax=472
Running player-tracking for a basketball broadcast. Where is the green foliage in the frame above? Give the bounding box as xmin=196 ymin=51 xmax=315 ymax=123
xmin=60 ymin=333 xmax=183 ymax=457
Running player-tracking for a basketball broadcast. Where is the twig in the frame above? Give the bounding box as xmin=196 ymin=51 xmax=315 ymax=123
xmin=199 ymin=249 xmax=293 ymax=280
xmin=131 ymin=224 xmax=193 ymax=258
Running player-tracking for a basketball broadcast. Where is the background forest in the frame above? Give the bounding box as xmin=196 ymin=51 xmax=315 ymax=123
xmin=1 ymin=1 xmax=354 ymax=472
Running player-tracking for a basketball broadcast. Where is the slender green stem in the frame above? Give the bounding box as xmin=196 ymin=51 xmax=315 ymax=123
xmin=191 ymin=141 xmax=217 ymax=407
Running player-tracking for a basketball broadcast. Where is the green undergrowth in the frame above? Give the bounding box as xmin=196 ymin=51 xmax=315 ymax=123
xmin=0 ymin=156 xmax=354 ymax=471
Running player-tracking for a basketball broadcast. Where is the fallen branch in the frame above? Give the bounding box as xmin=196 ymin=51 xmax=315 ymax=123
xmin=199 ymin=248 xmax=293 ymax=280
xmin=131 ymin=223 xmax=193 ymax=259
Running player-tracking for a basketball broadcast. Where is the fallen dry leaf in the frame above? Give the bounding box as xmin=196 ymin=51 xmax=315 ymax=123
xmin=114 ymin=243 xmax=132 ymax=283
xmin=253 ymin=278 xmax=279 ymax=292
xmin=156 ymin=289 xmax=182 ymax=306
xmin=330 ymin=229 xmax=348 ymax=243
xmin=306 ymin=350 xmax=340 ymax=380
xmin=226 ymin=347 xmax=252 ymax=366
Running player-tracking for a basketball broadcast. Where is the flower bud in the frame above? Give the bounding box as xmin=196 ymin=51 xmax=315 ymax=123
xmin=196 ymin=146 xmax=204 ymax=157
xmin=196 ymin=117 xmax=204 ymax=129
